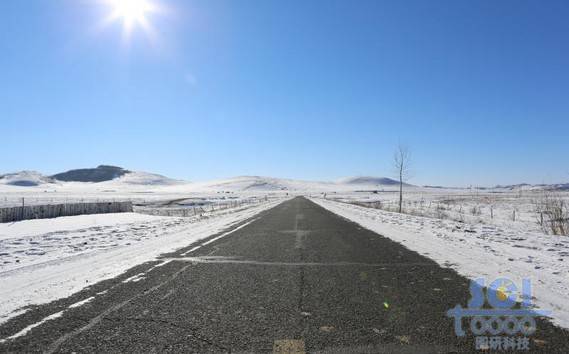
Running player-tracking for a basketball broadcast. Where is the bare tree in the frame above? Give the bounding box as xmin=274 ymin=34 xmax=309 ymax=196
xmin=393 ymin=144 xmax=412 ymax=213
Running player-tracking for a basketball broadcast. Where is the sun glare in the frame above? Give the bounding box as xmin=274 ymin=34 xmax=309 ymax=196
xmin=106 ymin=0 xmax=157 ymax=36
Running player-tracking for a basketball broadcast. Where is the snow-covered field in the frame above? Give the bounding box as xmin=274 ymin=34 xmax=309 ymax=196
xmin=311 ymin=197 xmax=569 ymax=329
xmin=0 ymin=213 xmax=187 ymax=273
xmin=0 ymin=197 xmax=286 ymax=325
xmin=320 ymin=188 xmax=569 ymax=236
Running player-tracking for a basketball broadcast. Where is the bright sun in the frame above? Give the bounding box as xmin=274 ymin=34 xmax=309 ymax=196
xmin=106 ymin=0 xmax=156 ymax=35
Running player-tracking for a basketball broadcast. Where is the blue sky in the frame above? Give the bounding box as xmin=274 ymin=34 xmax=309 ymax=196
xmin=1 ymin=0 xmax=568 ymax=186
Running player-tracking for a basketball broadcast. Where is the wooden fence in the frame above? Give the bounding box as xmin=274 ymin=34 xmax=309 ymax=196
xmin=0 ymin=201 xmax=133 ymax=223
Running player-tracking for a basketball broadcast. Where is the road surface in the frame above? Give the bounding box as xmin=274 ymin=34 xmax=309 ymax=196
xmin=1 ymin=197 xmax=568 ymax=353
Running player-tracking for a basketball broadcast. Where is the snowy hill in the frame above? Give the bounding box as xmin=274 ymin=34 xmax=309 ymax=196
xmin=183 ymin=175 xmax=409 ymax=193
xmin=6 ymin=166 xmax=564 ymax=193
xmin=0 ymin=171 xmax=54 ymax=187
xmin=103 ymin=171 xmax=184 ymax=186
xmin=337 ymin=176 xmax=403 ymax=186
xmin=50 ymin=165 xmax=182 ymax=186
xmin=0 ymin=171 xmax=415 ymax=192
xmin=51 ymin=165 xmax=130 ymax=183
xmin=0 ymin=167 xmax=183 ymax=191
xmin=185 ymin=176 xmax=334 ymax=192
xmin=218 ymin=176 xmax=291 ymax=191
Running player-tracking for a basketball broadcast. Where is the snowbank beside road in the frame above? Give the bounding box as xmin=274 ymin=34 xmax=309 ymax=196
xmin=0 ymin=213 xmax=189 ymax=273
xmin=0 ymin=198 xmax=285 ymax=324
xmin=311 ymin=197 xmax=569 ymax=330
xmin=0 ymin=212 xmax=163 ymax=240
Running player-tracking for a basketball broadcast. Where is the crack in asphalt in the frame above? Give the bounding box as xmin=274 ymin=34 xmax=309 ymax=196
xmin=296 ymin=209 xmax=309 ymax=345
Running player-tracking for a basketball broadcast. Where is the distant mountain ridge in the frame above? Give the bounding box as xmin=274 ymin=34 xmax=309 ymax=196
xmin=2 ymin=167 xmax=567 ymax=191
xmin=0 ymin=166 xmax=181 ymax=187
xmin=494 ymin=183 xmax=569 ymax=191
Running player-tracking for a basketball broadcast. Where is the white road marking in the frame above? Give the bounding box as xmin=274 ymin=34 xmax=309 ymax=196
xmin=0 ymin=311 xmax=64 ymax=343
xmin=122 ymin=273 xmax=146 ymax=283
xmin=147 ymin=259 xmax=173 ymax=272
xmin=1 ymin=293 xmax=100 ymax=343
xmin=44 ymin=263 xmax=194 ymax=354
xmin=68 ymin=296 xmax=95 ymax=309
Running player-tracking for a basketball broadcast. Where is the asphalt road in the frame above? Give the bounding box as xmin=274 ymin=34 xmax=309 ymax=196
xmin=1 ymin=197 xmax=568 ymax=353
